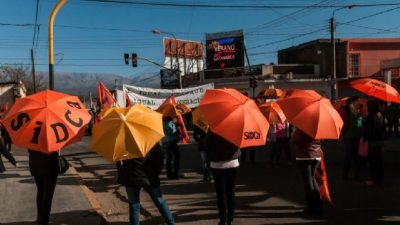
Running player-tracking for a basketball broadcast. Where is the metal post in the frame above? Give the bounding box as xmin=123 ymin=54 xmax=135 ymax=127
xmin=330 ymin=17 xmax=337 ymax=100
xmin=48 ymin=0 xmax=68 ymax=90
xmin=30 ymin=48 xmax=37 ymax=93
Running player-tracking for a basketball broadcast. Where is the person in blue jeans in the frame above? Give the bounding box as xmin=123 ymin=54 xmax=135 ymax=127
xmin=116 ymin=143 xmax=175 ymax=225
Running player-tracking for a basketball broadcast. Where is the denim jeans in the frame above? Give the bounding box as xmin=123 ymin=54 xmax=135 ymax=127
xmin=297 ymin=160 xmax=323 ymax=213
xmin=125 ymin=186 xmax=175 ymax=225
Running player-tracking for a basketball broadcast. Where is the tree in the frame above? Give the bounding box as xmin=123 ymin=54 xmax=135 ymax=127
xmin=0 ymin=64 xmax=47 ymax=95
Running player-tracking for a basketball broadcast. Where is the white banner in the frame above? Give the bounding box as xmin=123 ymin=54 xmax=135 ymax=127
xmin=123 ymin=83 xmax=214 ymax=109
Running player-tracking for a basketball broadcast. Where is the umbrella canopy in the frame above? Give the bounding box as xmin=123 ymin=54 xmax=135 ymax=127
xmin=350 ymin=78 xmax=400 ymax=103
xmin=258 ymin=102 xmax=286 ymax=124
xmin=199 ymin=88 xmax=269 ymax=148
xmin=91 ymin=105 xmax=164 ymax=161
xmin=157 ymin=96 xmax=190 ymax=144
xmin=157 ymin=101 xmax=191 ymax=118
xmin=192 ymin=108 xmax=209 ymax=132
xmin=257 ymin=88 xmax=284 ymax=99
xmin=276 ymin=89 xmax=343 ymax=139
xmin=3 ymin=90 xmax=91 ymax=153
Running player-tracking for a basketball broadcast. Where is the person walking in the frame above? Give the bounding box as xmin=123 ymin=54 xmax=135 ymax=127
xmin=116 ymin=143 xmax=175 ymax=225
xmin=270 ymin=121 xmax=292 ymax=167
xmin=193 ymin=125 xmax=212 ymax=182
xmin=29 ymin=149 xmax=59 ymax=225
xmin=162 ymin=116 xmax=181 ymax=179
xmin=292 ymin=128 xmax=324 ymax=215
xmin=1 ymin=124 xmax=12 ymax=151
xmin=363 ymin=100 xmax=385 ymax=186
xmin=205 ymin=131 xmax=240 ymax=225
xmin=341 ymin=95 xmax=363 ymax=180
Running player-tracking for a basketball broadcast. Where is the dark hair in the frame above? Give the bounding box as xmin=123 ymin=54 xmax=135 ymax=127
xmin=346 ymin=95 xmax=359 ymax=106
xmin=367 ymin=100 xmax=379 ymax=115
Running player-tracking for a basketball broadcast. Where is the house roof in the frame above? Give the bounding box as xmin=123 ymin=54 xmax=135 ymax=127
xmin=278 ymin=38 xmax=400 ymax=52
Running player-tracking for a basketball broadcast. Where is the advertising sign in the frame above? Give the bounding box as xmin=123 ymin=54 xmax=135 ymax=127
xmin=206 ymin=30 xmax=244 ymax=70
xmin=163 ymin=38 xmax=204 ymax=76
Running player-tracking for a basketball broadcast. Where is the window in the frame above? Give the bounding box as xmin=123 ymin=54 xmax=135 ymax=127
xmin=349 ymin=54 xmax=360 ymax=76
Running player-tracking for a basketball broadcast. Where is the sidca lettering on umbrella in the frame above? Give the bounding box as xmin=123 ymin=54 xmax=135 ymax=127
xmin=243 ymin=131 xmax=261 ymax=140
xmin=10 ymin=101 xmax=84 ymax=144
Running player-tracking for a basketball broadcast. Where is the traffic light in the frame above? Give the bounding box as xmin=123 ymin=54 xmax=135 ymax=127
xmin=132 ymin=53 xmax=137 ymax=67
xmin=124 ymin=53 xmax=129 ymax=65
xmin=249 ymin=76 xmax=258 ymax=89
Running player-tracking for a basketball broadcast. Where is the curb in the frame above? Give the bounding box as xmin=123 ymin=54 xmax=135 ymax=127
xmin=67 ymin=163 xmax=107 ymax=225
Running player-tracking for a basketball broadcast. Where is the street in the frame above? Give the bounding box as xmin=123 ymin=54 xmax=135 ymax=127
xmin=1 ymin=136 xmax=400 ymax=225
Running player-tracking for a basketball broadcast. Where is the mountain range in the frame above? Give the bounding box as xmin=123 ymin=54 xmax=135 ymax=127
xmin=37 ymin=71 xmax=160 ymax=96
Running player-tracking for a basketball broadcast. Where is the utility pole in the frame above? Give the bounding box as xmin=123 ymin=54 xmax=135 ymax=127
xmin=30 ymin=48 xmax=37 ymax=93
xmin=330 ymin=16 xmax=337 ymax=100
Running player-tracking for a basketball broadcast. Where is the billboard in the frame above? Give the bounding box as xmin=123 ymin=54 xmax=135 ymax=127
xmin=163 ymin=38 xmax=204 ymax=76
xmin=206 ymin=30 xmax=244 ymax=70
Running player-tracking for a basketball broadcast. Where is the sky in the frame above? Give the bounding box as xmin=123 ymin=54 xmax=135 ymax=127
xmin=1 ymin=0 xmax=400 ymax=80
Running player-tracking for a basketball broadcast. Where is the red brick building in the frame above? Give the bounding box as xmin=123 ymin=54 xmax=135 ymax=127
xmin=278 ymin=38 xmax=400 ymax=96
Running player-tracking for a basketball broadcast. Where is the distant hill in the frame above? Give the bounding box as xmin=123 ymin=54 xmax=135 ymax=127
xmin=37 ymin=71 xmax=160 ymax=96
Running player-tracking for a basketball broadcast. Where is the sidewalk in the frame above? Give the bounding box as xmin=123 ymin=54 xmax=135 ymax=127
xmin=0 ymin=147 xmax=103 ymax=225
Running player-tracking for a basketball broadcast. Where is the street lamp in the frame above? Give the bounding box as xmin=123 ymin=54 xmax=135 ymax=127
xmin=152 ymin=29 xmax=182 ymax=89
xmin=48 ymin=0 xmax=68 ymax=90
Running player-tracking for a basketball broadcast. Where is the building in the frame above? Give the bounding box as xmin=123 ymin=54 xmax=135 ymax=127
xmin=278 ymin=38 xmax=400 ymax=97
xmin=0 ymin=81 xmax=26 ymax=115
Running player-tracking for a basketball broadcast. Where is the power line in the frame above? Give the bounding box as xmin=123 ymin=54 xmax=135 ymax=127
xmin=32 ymin=0 xmax=40 ymax=48
xmin=80 ymin=0 xmax=400 ymax=9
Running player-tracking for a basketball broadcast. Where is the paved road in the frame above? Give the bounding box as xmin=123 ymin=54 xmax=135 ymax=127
xmin=1 ymin=135 xmax=400 ymax=225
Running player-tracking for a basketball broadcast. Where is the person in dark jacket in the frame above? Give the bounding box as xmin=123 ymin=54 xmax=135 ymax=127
xmin=292 ymin=128 xmax=323 ymax=215
xmin=117 ymin=143 xmax=175 ymax=225
xmin=161 ymin=116 xmax=181 ymax=179
xmin=363 ymin=100 xmax=385 ymax=186
xmin=193 ymin=126 xmax=212 ymax=182
xmin=205 ymin=131 xmax=240 ymax=225
xmin=29 ymin=149 xmax=59 ymax=225
xmin=341 ymin=95 xmax=363 ymax=180
xmin=0 ymin=137 xmax=17 ymax=172
xmin=1 ymin=125 xmax=12 ymax=151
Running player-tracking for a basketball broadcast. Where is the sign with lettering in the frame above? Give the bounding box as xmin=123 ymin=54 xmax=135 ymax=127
xmin=123 ymin=83 xmax=214 ymax=109
xmin=206 ymin=30 xmax=244 ymax=70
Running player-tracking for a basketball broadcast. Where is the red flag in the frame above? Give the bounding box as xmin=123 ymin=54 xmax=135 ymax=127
xmin=315 ymin=152 xmax=332 ymax=204
xmin=97 ymin=81 xmax=115 ymax=110
xmin=1 ymin=101 xmax=9 ymax=113
xmin=126 ymin=92 xmax=134 ymax=107
xmin=161 ymin=96 xmax=190 ymax=144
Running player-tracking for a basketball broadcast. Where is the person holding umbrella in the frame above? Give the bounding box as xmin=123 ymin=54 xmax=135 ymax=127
xmin=28 ymin=149 xmax=59 ymax=225
xmin=116 ymin=143 xmax=175 ymax=225
xmin=363 ymin=100 xmax=385 ymax=186
xmin=199 ymin=89 xmax=269 ymax=225
xmin=205 ymin=131 xmax=241 ymax=225
xmin=292 ymin=128 xmax=324 ymax=215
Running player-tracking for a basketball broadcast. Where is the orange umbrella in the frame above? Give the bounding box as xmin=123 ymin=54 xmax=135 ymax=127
xmin=199 ymin=88 xmax=269 ymax=148
xmin=3 ymin=90 xmax=91 ymax=154
xmin=350 ymin=78 xmax=400 ymax=103
xmin=157 ymin=96 xmax=190 ymax=144
xmin=276 ymin=89 xmax=343 ymax=139
xmin=258 ymin=102 xmax=286 ymax=124
xmin=257 ymin=88 xmax=284 ymax=99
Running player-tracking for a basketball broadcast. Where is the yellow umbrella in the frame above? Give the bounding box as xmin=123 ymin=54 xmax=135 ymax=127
xmin=192 ymin=108 xmax=209 ymax=132
xmin=91 ymin=105 xmax=165 ymax=161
